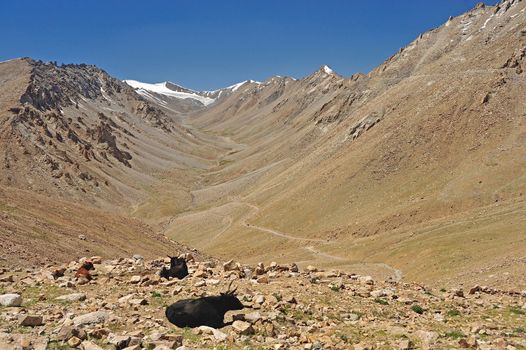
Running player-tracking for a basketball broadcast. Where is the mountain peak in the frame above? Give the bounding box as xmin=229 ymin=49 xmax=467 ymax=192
xmin=320 ymin=64 xmax=334 ymax=75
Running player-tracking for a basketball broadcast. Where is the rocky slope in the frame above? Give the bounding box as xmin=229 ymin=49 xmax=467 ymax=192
xmin=0 ymin=58 xmax=231 ymax=206
xmin=0 ymin=255 xmax=524 ymax=350
xmin=0 ymin=58 xmax=230 ymax=265
xmin=160 ymin=0 xmax=526 ymax=287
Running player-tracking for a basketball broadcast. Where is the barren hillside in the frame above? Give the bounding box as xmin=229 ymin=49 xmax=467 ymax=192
xmin=0 ymin=0 xmax=525 ymax=290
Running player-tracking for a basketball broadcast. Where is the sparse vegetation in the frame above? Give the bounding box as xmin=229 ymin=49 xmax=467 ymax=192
xmin=447 ymin=308 xmax=460 ymax=317
xmin=411 ymin=305 xmax=424 ymax=314
xmin=444 ymin=330 xmax=466 ymax=339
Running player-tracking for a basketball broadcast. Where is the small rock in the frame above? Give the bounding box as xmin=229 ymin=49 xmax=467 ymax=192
xmin=56 ymin=293 xmax=87 ymax=302
xmin=20 ymin=338 xmax=31 ymax=349
xmin=107 ymin=333 xmax=131 ymax=349
xmin=0 ymin=293 xmax=22 ymax=307
xmin=128 ymin=298 xmax=148 ymax=305
xmin=78 ymin=234 xmax=86 ymax=240
xmin=254 ymin=295 xmax=265 ymax=305
xmin=198 ymin=326 xmax=228 ymax=342
xmin=415 ymin=330 xmax=438 ymax=350
xmin=88 ymin=328 xmax=110 ymax=339
xmin=130 ymin=276 xmax=141 ymax=284
xmin=206 ymin=279 xmax=220 ymax=286
xmin=223 ymin=260 xmax=238 ymax=272
xmin=68 ymin=336 xmax=82 ymax=347
xmin=232 ymin=320 xmax=254 ymax=335
xmin=398 ymin=339 xmax=413 ymax=350
xmin=359 ymin=276 xmax=374 ymax=285
xmin=306 ymin=265 xmax=317 ymax=272
xmin=244 ymin=311 xmax=262 ymax=323
xmin=58 ymin=325 xmax=87 ymax=341
xmin=451 ymin=288 xmax=464 ymax=298
xmin=194 ymin=280 xmax=206 ymax=287
xmin=80 ymin=341 xmax=104 ymax=350
xmin=257 ymin=276 xmax=269 ymax=284
xmin=122 ymin=346 xmax=141 ymax=350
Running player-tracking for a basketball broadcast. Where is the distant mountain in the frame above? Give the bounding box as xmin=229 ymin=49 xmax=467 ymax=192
xmin=124 ymin=79 xmax=261 ymax=115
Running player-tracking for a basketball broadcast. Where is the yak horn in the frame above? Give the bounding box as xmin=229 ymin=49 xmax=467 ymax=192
xmin=226 ymin=279 xmax=234 ymax=293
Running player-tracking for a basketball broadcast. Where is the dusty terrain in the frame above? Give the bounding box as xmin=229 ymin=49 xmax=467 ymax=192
xmin=0 ymin=255 xmax=525 ymax=349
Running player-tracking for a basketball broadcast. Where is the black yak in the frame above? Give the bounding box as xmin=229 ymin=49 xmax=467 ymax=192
xmin=160 ymin=256 xmax=189 ymax=280
xmin=165 ymin=281 xmax=245 ymax=328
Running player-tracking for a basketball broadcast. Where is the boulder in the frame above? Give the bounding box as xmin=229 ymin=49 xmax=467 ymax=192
xmin=73 ymin=311 xmax=109 ymax=326
xmin=0 ymin=293 xmax=22 ymax=306
xmin=18 ymin=315 xmax=44 ymax=327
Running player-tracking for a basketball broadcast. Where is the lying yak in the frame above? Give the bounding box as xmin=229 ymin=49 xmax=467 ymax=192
xmin=165 ymin=281 xmax=245 ymax=328
xmin=160 ymin=256 xmax=189 ymax=280
xmin=75 ymin=260 xmax=95 ymax=281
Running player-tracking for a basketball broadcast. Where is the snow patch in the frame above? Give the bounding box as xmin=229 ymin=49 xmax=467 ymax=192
xmin=322 ymin=65 xmax=334 ymax=74
xmin=124 ymin=80 xmax=215 ymax=106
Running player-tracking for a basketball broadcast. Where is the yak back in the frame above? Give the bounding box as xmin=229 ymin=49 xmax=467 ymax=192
xmin=165 ymin=295 xmax=244 ymax=328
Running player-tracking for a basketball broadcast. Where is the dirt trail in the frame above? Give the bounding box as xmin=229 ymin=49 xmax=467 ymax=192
xmin=208 ymin=200 xmax=404 ymax=281
xmin=304 ymin=246 xmax=404 ymax=282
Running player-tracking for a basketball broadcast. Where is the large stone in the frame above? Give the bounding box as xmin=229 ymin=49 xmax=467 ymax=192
xmin=58 ymin=325 xmax=87 ymax=341
xmin=107 ymin=333 xmax=131 ymax=349
xmin=197 ymin=326 xmax=228 ymax=342
xmin=0 ymin=293 xmax=22 ymax=306
xmin=56 ymin=293 xmax=87 ymax=302
xmin=73 ymin=311 xmax=109 ymax=326
xmin=18 ymin=315 xmax=44 ymax=327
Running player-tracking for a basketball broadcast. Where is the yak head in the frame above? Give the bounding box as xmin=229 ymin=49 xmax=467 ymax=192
xmin=169 ymin=256 xmax=187 ymax=269
xmin=220 ymin=281 xmax=244 ymax=311
xmin=82 ymin=260 xmax=95 ymax=271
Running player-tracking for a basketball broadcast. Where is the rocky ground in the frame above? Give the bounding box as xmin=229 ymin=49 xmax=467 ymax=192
xmin=0 ymin=253 xmax=525 ymax=350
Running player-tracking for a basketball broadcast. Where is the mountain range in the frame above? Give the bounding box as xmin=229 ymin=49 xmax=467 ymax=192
xmin=0 ymin=0 xmax=525 ymax=289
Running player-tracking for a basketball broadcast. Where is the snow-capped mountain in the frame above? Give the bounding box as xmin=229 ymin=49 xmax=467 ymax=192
xmin=124 ymin=79 xmax=261 ymax=114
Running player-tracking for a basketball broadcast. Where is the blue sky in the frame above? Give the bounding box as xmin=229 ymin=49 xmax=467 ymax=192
xmin=0 ymin=0 xmax=497 ymax=90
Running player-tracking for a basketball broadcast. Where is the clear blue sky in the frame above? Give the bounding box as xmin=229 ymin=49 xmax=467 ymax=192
xmin=0 ymin=0 xmax=497 ymax=90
